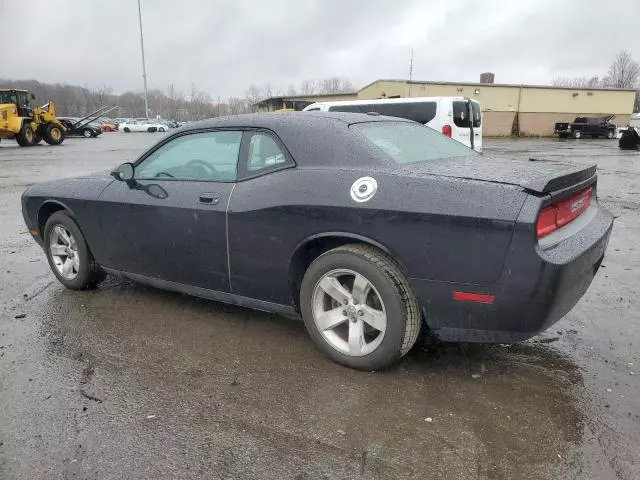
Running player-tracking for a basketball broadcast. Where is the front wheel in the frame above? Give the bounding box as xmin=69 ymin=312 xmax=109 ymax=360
xmin=159 ymin=127 xmax=165 ymax=132
xmin=82 ymin=128 xmax=92 ymax=138
xmin=573 ymin=130 xmax=582 ymax=139
xmin=300 ymin=245 xmax=421 ymax=371
xmin=44 ymin=211 xmax=105 ymax=290
xmin=123 ymin=127 xmax=130 ymax=133
xmin=43 ymin=123 xmax=64 ymax=145
xmin=607 ymin=130 xmax=615 ymax=139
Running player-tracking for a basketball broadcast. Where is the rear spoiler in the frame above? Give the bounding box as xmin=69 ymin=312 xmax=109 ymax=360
xmin=524 ymin=163 xmax=598 ymax=194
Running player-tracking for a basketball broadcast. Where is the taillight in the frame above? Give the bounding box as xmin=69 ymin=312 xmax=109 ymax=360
xmin=536 ymin=187 xmax=593 ymax=239
xmin=442 ymin=124 xmax=452 ymax=137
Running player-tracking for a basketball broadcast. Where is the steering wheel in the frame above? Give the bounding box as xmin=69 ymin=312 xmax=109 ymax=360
xmin=185 ymin=159 xmax=217 ymax=177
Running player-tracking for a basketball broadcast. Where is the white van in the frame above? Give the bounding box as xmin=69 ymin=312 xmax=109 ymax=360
xmin=303 ymin=97 xmax=483 ymax=152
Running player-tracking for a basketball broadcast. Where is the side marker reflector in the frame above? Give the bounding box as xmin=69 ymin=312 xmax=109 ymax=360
xmin=452 ymin=291 xmax=495 ymax=304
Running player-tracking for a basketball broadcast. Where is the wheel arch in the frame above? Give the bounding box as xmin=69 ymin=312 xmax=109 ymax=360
xmin=37 ymin=200 xmax=76 ymax=237
xmin=287 ymin=232 xmax=406 ymax=311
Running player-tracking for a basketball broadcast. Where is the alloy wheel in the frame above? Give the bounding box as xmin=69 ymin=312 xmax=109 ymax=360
xmin=312 ymin=269 xmax=386 ymax=356
xmin=49 ymin=225 xmax=80 ymax=280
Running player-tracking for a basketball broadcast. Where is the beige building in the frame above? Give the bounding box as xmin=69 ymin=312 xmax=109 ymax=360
xmin=256 ymin=79 xmax=637 ymax=136
xmin=358 ymin=80 xmax=637 ymax=136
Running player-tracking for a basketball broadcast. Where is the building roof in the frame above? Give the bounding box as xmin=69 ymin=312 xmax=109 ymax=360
xmin=253 ymin=92 xmax=356 ymax=106
xmin=360 ymin=78 xmax=638 ymax=93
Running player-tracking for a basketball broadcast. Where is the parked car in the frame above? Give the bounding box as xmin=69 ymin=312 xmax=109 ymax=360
xmin=58 ymin=118 xmax=102 ymax=138
xmin=554 ymin=116 xmax=617 ymax=139
xmin=120 ymin=119 xmax=168 ymax=133
xmin=616 ymin=113 xmax=640 ymax=137
xmin=304 ymin=97 xmax=483 ymax=152
xmin=21 ymin=112 xmax=613 ymax=370
xmin=100 ymin=121 xmax=118 ymax=132
xmin=619 ymin=127 xmax=640 ymax=150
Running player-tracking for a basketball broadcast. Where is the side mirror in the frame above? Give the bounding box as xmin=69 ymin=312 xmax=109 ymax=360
xmin=111 ymin=162 xmax=135 ymax=181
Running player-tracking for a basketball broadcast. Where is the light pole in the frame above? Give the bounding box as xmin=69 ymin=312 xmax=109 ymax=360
xmin=137 ymin=0 xmax=149 ymax=118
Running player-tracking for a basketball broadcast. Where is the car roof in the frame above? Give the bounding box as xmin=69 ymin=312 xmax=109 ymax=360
xmin=185 ymin=111 xmax=405 ymax=130
xmin=182 ymin=112 xmax=410 ymax=168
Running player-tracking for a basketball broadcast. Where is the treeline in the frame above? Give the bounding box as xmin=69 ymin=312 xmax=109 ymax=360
xmin=0 ymin=77 xmax=354 ymax=121
xmin=552 ymin=50 xmax=640 ymax=111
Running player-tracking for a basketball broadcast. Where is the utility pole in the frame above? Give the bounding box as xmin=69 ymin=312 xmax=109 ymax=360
xmin=137 ymin=0 xmax=149 ymax=118
xmin=408 ymin=48 xmax=414 ymax=97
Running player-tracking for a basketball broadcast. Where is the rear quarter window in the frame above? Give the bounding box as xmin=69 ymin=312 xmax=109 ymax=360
xmin=353 ymin=121 xmax=475 ymax=164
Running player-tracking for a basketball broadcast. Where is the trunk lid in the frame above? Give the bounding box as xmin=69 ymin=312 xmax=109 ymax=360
xmin=395 ymin=155 xmax=597 ymax=194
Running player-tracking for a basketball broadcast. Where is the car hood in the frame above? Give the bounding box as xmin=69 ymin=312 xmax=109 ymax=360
xmin=392 ymin=155 xmax=597 ymax=194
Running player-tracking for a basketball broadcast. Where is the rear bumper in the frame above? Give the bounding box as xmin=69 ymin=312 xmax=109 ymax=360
xmin=411 ymin=202 xmax=613 ymax=343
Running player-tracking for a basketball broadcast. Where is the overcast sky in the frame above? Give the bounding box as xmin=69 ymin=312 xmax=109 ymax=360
xmin=2 ymin=0 xmax=639 ymax=97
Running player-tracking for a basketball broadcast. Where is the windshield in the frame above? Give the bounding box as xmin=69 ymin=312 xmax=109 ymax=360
xmin=353 ymin=121 xmax=476 ymax=164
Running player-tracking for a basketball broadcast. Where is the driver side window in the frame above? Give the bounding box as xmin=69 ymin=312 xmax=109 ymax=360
xmin=135 ymin=130 xmax=242 ymax=182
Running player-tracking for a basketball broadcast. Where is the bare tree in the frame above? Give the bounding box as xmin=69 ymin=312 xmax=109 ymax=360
xmin=244 ymin=84 xmax=263 ymax=104
xmin=552 ymin=76 xmax=602 ymax=88
xmin=317 ymin=77 xmax=354 ymax=94
xmin=603 ymin=50 xmax=640 ymax=89
xmin=262 ymin=82 xmax=274 ymax=99
xmin=298 ymin=79 xmax=316 ymax=95
xmin=286 ymin=84 xmax=297 ymax=96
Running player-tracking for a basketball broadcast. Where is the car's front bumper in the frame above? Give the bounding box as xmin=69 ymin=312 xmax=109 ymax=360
xmin=410 ymin=202 xmax=614 ymax=343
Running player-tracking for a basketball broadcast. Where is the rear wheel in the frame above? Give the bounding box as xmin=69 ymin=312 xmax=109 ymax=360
xmin=300 ymin=244 xmax=420 ymax=370
xmin=607 ymin=130 xmax=614 ymax=139
xmin=32 ymin=134 xmax=42 ymax=145
xmin=123 ymin=127 xmax=130 ymax=133
xmin=44 ymin=211 xmax=105 ymax=290
xmin=82 ymin=128 xmax=92 ymax=138
xmin=573 ymin=130 xmax=582 ymax=139
xmin=16 ymin=123 xmax=34 ymax=146
xmin=43 ymin=123 xmax=64 ymax=145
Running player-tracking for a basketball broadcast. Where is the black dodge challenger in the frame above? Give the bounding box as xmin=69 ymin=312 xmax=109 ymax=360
xmin=21 ymin=112 xmax=613 ymax=370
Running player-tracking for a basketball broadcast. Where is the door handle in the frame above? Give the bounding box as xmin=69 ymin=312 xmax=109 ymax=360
xmin=199 ymin=193 xmax=220 ymax=205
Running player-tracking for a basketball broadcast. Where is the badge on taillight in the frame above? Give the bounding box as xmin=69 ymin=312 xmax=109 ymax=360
xmin=570 ymin=198 xmax=585 ymax=213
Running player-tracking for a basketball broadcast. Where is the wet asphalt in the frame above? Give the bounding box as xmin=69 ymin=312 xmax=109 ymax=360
xmin=0 ymin=133 xmax=638 ymax=479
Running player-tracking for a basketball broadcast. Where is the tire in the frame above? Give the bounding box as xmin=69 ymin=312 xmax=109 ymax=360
xmin=82 ymin=128 xmax=92 ymax=138
xmin=573 ymin=130 xmax=582 ymax=139
xmin=43 ymin=123 xmax=64 ymax=145
xmin=123 ymin=127 xmax=130 ymax=133
xmin=159 ymin=127 xmax=165 ymax=132
xmin=300 ymin=244 xmax=421 ymax=371
xmin=33 ymin=135 xmax=42 ymax=145
xmin=16 ymin=123 xmax=35 ymax=147
xmin=44 ymin=211 xmax=104 ymax=290
xmin=607 ymin=130 xmax=614 ymax=139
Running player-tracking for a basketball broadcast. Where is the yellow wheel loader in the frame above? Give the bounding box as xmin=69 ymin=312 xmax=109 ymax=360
xmin=0 ymin=89 xmax=66 ymax=147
